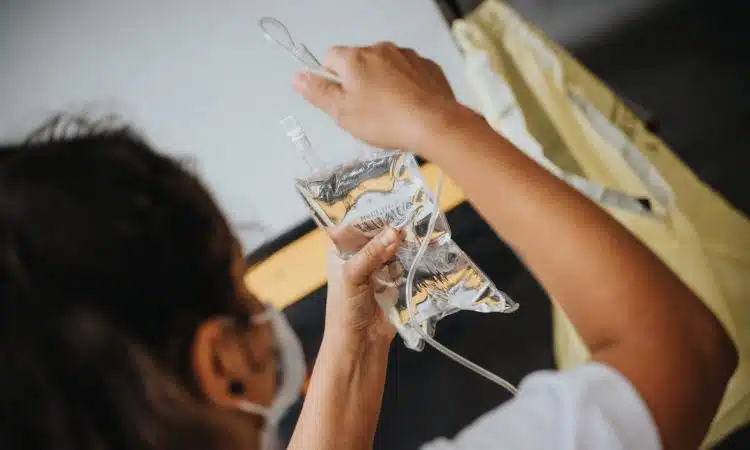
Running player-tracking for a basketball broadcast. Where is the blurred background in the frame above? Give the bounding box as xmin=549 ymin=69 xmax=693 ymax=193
xmin=2 ymin=0 xmax=747 ymax=448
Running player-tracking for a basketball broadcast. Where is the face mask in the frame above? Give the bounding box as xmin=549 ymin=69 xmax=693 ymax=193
xmin=235 ymin=305 xmax=306 ymax=450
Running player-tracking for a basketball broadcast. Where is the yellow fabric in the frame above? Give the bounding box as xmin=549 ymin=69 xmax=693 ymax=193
xmin=453 ymin=1 xmax=750 ymax=447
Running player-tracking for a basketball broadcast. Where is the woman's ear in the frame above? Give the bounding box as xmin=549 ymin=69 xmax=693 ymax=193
xmin=192 ymin=317 xmax=236 ymax=407
xmin=192 ymin=317 xmax=276 ymax=409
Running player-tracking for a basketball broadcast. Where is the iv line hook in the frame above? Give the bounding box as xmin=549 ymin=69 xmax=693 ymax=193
xmin=258 ymin=17 xmax=340 ymax=83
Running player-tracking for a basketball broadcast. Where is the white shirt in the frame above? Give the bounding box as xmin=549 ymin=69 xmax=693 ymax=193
xmin=423 ymin=363 xmax=661 ymax=450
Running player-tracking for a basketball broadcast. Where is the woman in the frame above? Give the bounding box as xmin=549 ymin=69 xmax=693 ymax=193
xmin=0 ymin=114 xmax=404 ymax=449
xmin=0 ymin=43 xmax=736 ymax=450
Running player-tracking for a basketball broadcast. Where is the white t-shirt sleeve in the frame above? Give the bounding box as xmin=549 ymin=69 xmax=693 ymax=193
xmin=422 ymin=362 xmax=661 ymax=450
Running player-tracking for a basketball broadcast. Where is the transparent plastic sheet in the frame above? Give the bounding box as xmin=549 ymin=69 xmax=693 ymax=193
xmin=288 ymin=129 xmax=518 ymax=350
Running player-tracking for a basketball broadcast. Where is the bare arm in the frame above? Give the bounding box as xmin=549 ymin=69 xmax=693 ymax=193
xmin=417 ymin=103 xmax=737 ymax=450
xmin=288 ymin=333 xmax=390 ymax=450
xmin=288 ymin=228 xmax=401 ymax=450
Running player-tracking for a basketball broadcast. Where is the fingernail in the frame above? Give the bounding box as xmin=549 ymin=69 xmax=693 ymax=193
xmin=380 ymin=228 xmax=398 ymax=246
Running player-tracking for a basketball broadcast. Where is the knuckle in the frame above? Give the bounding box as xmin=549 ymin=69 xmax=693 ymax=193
xmin=372 ymin=41 xmax=396 ymax=56
xmin=339 ymin=47 xmax=365 ymax=66
xmin=326 ymin=46 xmax=355 ymax=67
xmin=346 ymin=47 xmax=362 ymax=61
xmin=325 ymin=46 xmax=342 ymax=62
xmin=353 ymin=49 xmax=366 ymax=63
xmin=362 ymin=242 xmax=379 ymax=261
xmin=328 ymin=45 xmax=348 ymax=56
xmin=342 ymin=264 xmax=361 ymax=283
xmin=330 ymin=103 xmax=345 ymax=124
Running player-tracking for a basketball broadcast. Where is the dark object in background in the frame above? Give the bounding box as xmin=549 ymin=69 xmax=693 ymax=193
xmin=615 ymin=91 xmax=660 ymax=133
xmin=436 ymin=0 xmax=465 ymax=23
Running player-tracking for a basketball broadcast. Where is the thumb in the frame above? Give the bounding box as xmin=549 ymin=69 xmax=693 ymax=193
xmin=294 ymin=72 xmax=344 ymax=118
xmin=344 ymin=228 xmax=403 ymax=285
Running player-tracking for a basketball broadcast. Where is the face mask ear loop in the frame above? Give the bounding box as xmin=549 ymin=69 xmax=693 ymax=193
xmin=224 ymin=316 xmax=270 ymax=419
xmin=404 ymin=170 xmax=518 ymax=395
xmin=237 ymin=399 xmax=269 ymax=417
xmin=230 ymin=306 xmax=305 ymax=424
xmin=265 ymin=307 xmax=307 ymax=425
xmin=251 ymin=309 xmax=272 ymax=325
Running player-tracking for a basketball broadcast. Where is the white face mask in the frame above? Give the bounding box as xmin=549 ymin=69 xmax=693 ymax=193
xmin=235 ymin=306 xmax=306 ymax=450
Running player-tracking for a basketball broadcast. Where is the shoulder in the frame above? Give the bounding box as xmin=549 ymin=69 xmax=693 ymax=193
xmin=423 ymin=363 xmax=661 ymax=450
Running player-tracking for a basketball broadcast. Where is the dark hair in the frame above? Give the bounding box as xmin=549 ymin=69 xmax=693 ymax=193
xmin=0 ymin=115 xmax=257 ymax=449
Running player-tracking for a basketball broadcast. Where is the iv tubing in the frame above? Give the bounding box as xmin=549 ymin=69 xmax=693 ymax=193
xmin=404 ymin=168 xmax=519 ymax=396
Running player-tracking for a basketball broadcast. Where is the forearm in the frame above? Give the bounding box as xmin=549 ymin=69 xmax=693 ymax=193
xmin=417 ymin=104 xmax=736 ymax=448
xmin=419 ymin=106 xmax=694 ymax=353
xmin=288 ymin=332 xmax=390 ymax=450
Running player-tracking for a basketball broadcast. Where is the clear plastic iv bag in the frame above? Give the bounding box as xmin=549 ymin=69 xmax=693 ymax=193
xmin=283 ymin=117 xmax=518 ymax=350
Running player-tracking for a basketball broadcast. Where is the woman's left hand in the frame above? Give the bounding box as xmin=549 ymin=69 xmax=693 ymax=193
xmin=324 ymin=226 xmax=404 ymax=348
xmin=290 ymin=226 xmax=403 ymax=450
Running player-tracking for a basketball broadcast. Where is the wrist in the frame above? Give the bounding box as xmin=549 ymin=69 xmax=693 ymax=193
xmin=320 ymin=328 xmax=391 ymax=364
xmin=409 ymin=100 xmax=486 ymax=157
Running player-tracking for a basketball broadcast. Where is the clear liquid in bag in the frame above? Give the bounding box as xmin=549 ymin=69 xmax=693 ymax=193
xmin=295 ymin=151 xmax=518 ymax=350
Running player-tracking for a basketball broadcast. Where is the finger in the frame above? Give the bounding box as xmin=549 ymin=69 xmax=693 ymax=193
xmin=327 ymin=224 xmax=370 ymax=254
xmin=426 ymin=58 xmax=448 ymax=78
xmin=344 ymin=228 xmax=404 ymax=285
xmin=401 ymin=47 xmax=420 ymax=58
xmin=404 ymin=48 xmax=429 ymax=72
xmin=294 ymin=72 xmax=345 ymax=119
xmin=373 ymin=42 xmax=415 ymax=61
xmin=322 ymin=45 xmax=356 ymax=77
xmin=373 ymin=41 xmax=397 ymax=49
xmin=325 ymin=239 xmax=345 ymax=276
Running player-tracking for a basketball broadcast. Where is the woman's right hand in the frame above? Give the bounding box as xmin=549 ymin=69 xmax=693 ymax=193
xmin=293 ymin=42 xmax=467 ymax=153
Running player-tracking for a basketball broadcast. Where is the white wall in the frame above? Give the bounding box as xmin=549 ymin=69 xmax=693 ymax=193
xmin=0 ymin=0 xmax=471 ymax=251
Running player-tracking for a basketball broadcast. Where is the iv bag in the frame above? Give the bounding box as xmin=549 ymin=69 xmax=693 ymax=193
xmin=284 ymin=118 xmax=518 ymax=350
